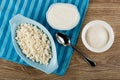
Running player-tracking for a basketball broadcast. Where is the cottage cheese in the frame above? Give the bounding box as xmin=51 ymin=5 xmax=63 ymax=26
xmin=16 ymin=23 xmax=52 ymax=65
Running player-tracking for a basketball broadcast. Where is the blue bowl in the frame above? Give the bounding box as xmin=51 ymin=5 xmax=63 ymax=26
xmin=9 ymin=14 xmax=58 ymax=74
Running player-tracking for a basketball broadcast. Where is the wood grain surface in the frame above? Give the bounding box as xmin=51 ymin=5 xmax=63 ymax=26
xmin=0 ymin=0 xmax=120 ymax=80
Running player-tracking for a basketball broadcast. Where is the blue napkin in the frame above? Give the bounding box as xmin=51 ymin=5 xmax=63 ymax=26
xmin=0 ymin=0 xmax=89 ymax=75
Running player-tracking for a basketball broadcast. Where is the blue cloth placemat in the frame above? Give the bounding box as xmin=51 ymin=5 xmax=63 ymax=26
xmin=0 ymin=0 xmax=89 ymax=75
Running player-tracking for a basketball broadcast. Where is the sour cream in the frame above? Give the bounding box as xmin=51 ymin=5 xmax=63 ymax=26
xmin=46 ymin=3 xmax=80 ymax=30
xmin=86 ymin=26 xmax=109 ymax=50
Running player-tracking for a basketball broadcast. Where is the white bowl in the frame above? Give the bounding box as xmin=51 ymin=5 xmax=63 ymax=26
xmin=82 ymin=20 xmax=114 ymax=53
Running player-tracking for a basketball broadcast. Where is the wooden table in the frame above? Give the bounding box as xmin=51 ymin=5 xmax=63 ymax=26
xmin=0 ymin=0 xmax=120 ymax=80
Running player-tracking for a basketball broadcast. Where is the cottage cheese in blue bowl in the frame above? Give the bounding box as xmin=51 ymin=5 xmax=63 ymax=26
xmin=9 ymin=14 xmax=58 ymax=74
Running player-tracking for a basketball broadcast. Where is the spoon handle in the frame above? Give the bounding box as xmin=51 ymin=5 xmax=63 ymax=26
xmin=71 ymin=45 xmax=96 ymax=67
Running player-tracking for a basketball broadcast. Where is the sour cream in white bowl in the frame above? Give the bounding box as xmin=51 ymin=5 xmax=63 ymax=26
xmin=46 ymin=3 xmax=80 ymax=30
xmin=82 ymin=20 xmax=114 ymax=53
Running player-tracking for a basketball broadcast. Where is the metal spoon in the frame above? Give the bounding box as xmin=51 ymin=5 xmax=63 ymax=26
xmin=56 ymin=32 xmax=96 ymax=67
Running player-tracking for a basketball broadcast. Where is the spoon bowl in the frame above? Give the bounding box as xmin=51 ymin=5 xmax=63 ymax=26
xmin=56 ymin=33 xmax=70 ymax=46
